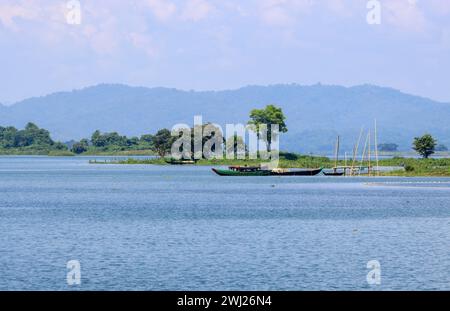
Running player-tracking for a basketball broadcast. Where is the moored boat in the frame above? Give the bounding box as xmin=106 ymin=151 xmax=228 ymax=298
xmin=211 ymin=166 xmax=323 ymax=176
xmin=211 ymin=167 xmax=272 ymax=176
xmin=323 ymin=171 xmax=345 ymax=176
xmin=165 ymin=158 xmax=198 ymax=165
xmin=271 ymin=168 xmax=323 ymax=176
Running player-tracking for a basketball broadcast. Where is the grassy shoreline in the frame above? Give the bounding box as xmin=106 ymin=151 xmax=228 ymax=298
xmin=0 ymin=150 xmax=156 ymax=156
xmin=2 ymin=150 xmax=449 ymax=177
xmin=90 ymin=154 xmax=450 ymax=177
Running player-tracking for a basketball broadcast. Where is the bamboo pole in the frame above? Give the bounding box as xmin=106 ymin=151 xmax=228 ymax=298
xmin=374 ymin=119 xmax=380 ymax=176
xmin=360 ymin=132 xmax=369 ymax=176
xmin=344 ymin=152 xmax=347 ymax=176
xmin=351 ymin=127 xmax=364 ymax=176
xmin=368 ymin=132 xmax=371 ymax=176
xmin=334 ymin=136 xmax=340 ymax=171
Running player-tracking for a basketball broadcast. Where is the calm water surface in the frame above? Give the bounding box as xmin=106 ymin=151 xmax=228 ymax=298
xmin=0 ymin=156 xmax=449 ymax=290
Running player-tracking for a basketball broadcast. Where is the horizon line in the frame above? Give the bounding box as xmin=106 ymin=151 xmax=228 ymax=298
xmin=2 ymin=82 xmax=448 ymax=107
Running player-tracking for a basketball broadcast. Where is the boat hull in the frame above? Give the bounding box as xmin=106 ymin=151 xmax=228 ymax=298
xmin=271 ymin=168 xmax=322 ymax=176
xmin=165 ymin=159 xmax=197 ymax=165
xmin=212 ymin=168 xmax=323 ymax=176
xmin=271 ymin=168 xmax=323 ymax=176
xmin=211 ymin=168 xmax=272 ymax=176
xmin=323 ymin=171 xmax=345 ymax=176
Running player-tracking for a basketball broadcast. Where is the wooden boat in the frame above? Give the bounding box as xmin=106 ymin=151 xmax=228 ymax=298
xmin=212 ymin=167 xmax=272 ymax=176
xmin=212 ymin=166 xmax=322 ymax=176
xmin=165 ymin=158 xmax=198 ymax=165
xmin=271 ymin=168 xmax=323 ymax=176
xmin=323 ymin=171 xmax=345 ymax=176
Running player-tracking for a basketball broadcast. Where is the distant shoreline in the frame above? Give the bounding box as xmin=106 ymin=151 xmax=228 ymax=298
xmin=1 ymin=151 xmax=449 ymax=157
xmin=86 ymin=155 xmax=450 ymax=177
xmin=1 ymin=153 xmax=449 ymax=176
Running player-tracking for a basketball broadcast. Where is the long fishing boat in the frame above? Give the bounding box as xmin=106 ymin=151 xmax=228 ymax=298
xmin=212 ymin=166 xmax=272 ymax=176
xmin=212 ymin=166 xmax=322 ymax=176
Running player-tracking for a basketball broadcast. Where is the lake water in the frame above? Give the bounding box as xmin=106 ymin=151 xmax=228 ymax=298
xmin=0 ymin=156 xmax=449 ymax=290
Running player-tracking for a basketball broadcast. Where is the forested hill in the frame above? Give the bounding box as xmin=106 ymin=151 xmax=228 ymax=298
xmin=1 ymin=84 xmax=449 ymax=153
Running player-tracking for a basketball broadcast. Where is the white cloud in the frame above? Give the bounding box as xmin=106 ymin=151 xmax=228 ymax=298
xmin=429 ymin=0 xmax=450 ymax=15
xmin=324 ymin=0 xmax=356 ymax=17
xmin=145 ymin=0 xmax=177 ymax=21
xmin=181 ymin=0 xmax=213 ymax=22
xmin=0 ymin=1 xmax=42 ymax=31
xmin=259 ymin=0 xmax=314 ymax=27
xmin=383 ymin=0 xmax=428 ymax=33
xmin=258 ymin=0 xmax=357 ymax=27
xmin=129 ymin=32 xmax=158 ymax=57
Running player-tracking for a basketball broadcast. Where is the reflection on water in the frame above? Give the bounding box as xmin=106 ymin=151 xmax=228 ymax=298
xmin=0 ymin=156 xmax=449 ymax=290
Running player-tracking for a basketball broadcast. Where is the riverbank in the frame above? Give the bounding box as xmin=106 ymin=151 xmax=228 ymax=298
xmin=89 ymin=153 xmax=450 ymax=177
xmin=0 ymin=149 xmax=156 ymax=156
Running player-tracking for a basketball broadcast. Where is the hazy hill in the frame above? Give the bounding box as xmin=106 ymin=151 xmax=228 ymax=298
xmin=1 ymin=84 xmax=449 ymax=153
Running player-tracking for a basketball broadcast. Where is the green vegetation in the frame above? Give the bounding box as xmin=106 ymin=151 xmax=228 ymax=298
xmin=152 ymin=129 xmax=174 ymax=157
xmin=0 ymin=123 xmax=163 ymax=156
xmin=0 ymin=123 xmax=70 ymax=155
xmin=2 ymin=119 xmax=450 ymax=177
xmin=81 ymin=130 xmax=155 ymax=155
xmin=95 ymin=152 xmax=332 ymax=168
xmin=413 ymin=134 xmax=437 ymax=159
xmin=98 ymin=152 xmax=450 ymax=177
xmin=380 ymin=157 xmax=450 ymax=177
xmin=248 ymin=104 xmax=287 ymax=151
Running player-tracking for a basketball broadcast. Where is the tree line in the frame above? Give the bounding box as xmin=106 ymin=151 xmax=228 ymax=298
xmin=0 ymin=105 xmax=447 ymax=159
xmin=0 ymin=123 xmax=67 ymax=153
xmin=0 ymin=105 xmax=288 ymax=157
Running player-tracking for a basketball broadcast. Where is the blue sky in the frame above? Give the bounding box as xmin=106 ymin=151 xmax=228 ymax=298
xmin=1 ymin=0 xmax=450 ymax=103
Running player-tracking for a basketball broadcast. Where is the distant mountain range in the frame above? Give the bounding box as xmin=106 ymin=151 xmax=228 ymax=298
xmin=1 ymin=84 xmax=449 ymax=153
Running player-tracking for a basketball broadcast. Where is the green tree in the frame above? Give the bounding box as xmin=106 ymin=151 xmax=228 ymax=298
xmin=91 ymin=130 xmax=128 ymax=149
xmin=140 ymin=134 xmax=154 ymax=146
xmin=71 ymin=140 xmax=89 ymax=154
xmin=91 ymin=130 xmax=106 ymax=147
xmin=413 ymin=134 xmax=437 ymax=158
xmin=127 ymin=136 xmax=140 ymax=147
xmin=152 ymin=129 xmax=174 ymax=157
xmin=247 ymin=104 xmax=287 ymax=152
xmin=0 ymin=123 xmax=68 ymax=154
xmin=0 ymin=126 xmax=18 ymax=148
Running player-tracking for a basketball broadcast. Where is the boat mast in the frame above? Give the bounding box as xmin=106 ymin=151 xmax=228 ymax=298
xmin=334 ymin=136 xmax=340 ymax=172
xmin=360 ymin=132 xmax=369 ymax=176
xmin=344 ymin=152 xmax=347 ymax=176
xmin=351 ymin=127 xmax=364 ymax=176
xmin=368 ymin=132 xmax=371 ymax=176
xmin=374 ymin=119 xmax=380 ymax=176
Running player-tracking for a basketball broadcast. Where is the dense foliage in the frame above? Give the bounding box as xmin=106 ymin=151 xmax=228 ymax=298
xmin=413 ymin=134 xmax=437 ymax=159
xmin=248 ymin=105 xmax=288 ymax=152
xmin=69 ymin=130 xmax=156 ymax=155
xmin=0 ymin=123 xmax=66 ymax=154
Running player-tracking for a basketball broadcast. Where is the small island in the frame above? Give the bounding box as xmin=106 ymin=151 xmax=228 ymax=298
xmin=1 ymin=106 xmax=449 ymax=177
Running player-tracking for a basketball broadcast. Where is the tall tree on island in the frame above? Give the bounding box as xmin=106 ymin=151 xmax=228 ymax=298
xmin=152 ymin=129 xmax=174 ymax=158
xmin=413 ymin=134 xmax=437 ymax=159
xmin=247 ymin=104 xmax=287 ymax=152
